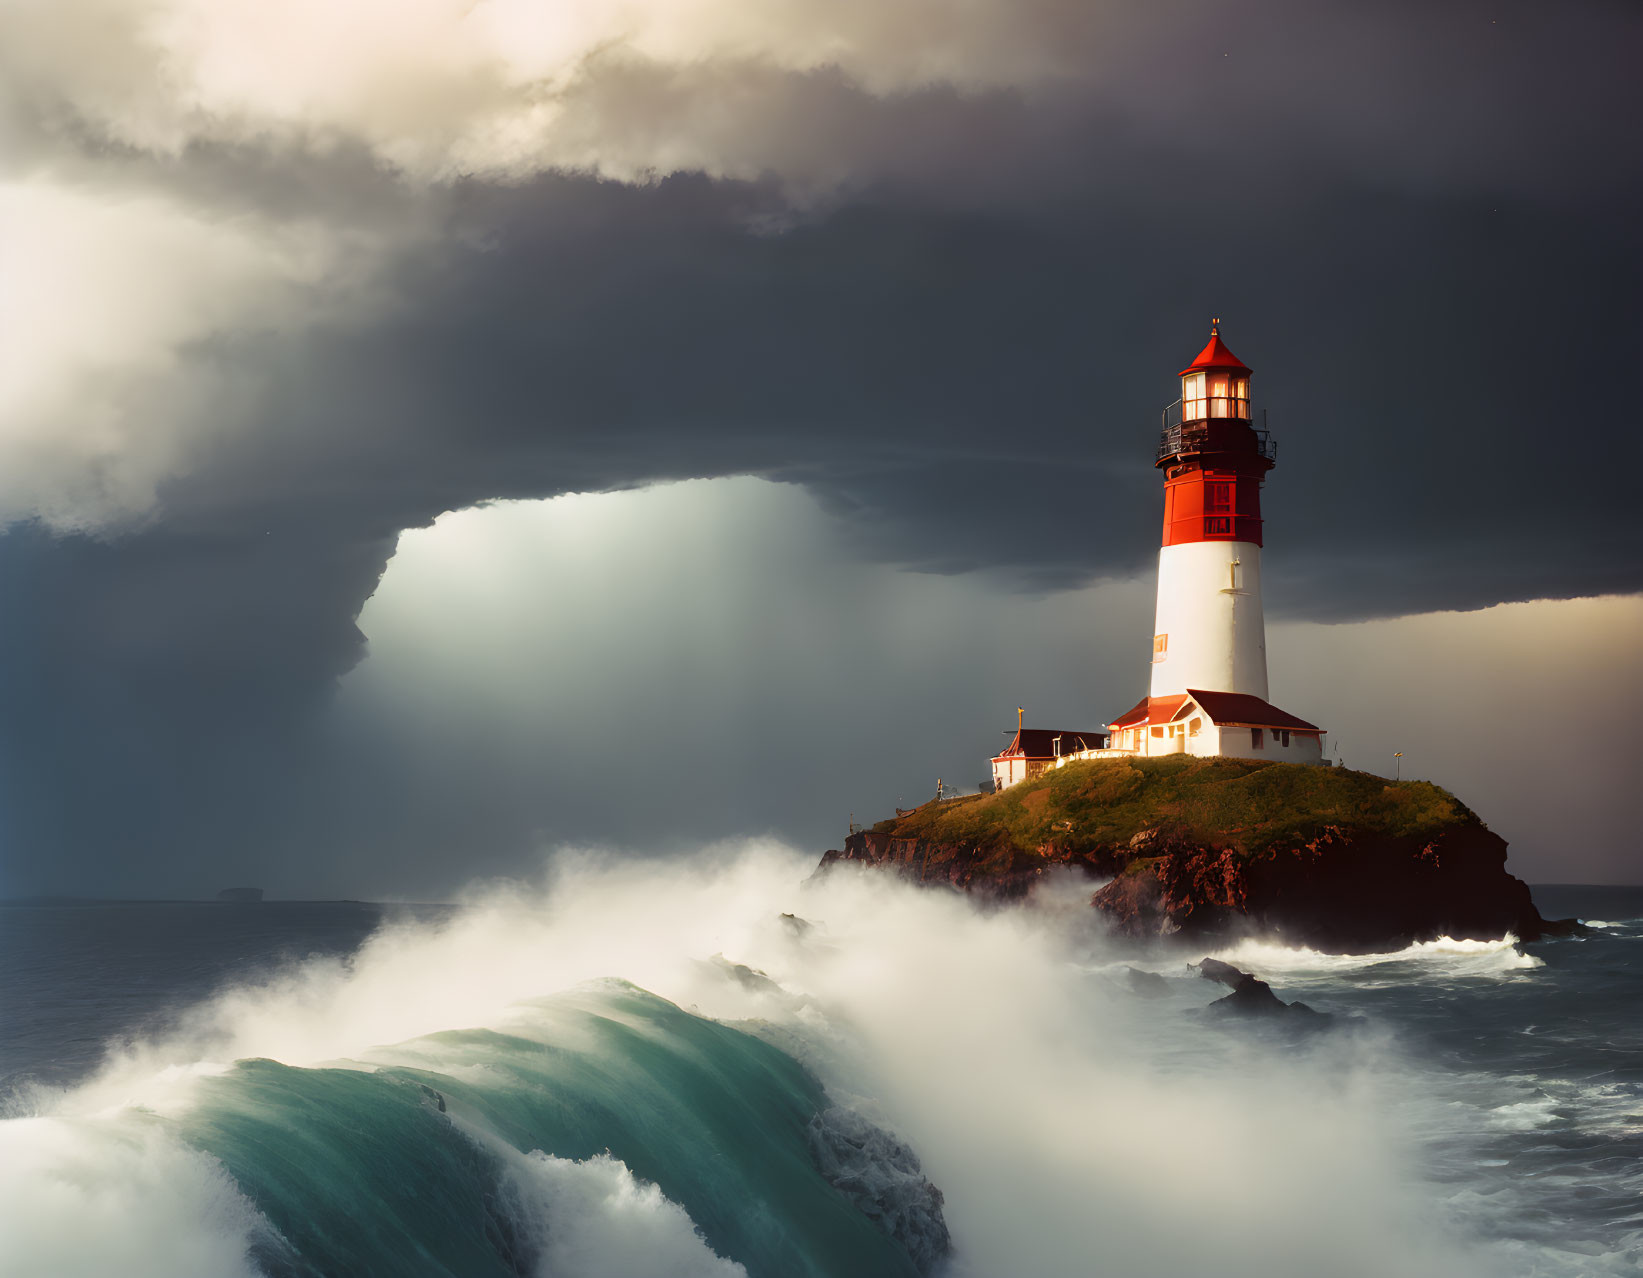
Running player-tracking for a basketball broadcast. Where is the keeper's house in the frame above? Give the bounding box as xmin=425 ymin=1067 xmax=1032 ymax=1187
xmin=1104 ymin=689 xmax=1323 ymax=763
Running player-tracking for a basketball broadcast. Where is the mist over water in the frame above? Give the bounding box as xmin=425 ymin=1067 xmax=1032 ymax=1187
xmin=2 ymin=847 xmax=1637 ymax=1277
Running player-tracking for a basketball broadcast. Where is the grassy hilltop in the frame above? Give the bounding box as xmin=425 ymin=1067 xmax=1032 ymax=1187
xmin=832 ymin=755 xmax=1548 ymax=951
xmin=877 ymin=756 xmax=1478 ymax=859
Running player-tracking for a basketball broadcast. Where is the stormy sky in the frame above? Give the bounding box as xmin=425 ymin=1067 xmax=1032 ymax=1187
xmin=0 ymin=0 xmax=1638 ymax=897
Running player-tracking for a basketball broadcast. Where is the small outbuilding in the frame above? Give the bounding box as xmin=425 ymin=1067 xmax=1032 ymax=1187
xmin=992 ymin=726 xmax=1110 ymax=790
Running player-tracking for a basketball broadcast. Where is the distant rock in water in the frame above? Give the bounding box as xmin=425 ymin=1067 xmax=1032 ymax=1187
xmin=215 ymin=886 xmax=264 ymax=902
xmin=1192 ymin=958 xmax=1327 ymax=1021
xmin=817 ymin=757 xmax=1554 ymax=955
xmin=1124 ymin=966 xmax=1173 ymax=998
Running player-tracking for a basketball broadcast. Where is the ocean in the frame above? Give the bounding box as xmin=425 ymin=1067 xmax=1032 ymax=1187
xmin=1 ymin=854 xmax=1638 ymax=1278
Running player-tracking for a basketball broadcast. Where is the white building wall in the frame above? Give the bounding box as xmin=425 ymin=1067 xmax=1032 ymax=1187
xmin=1149 ymin=540 xmax=1268 ymax=700
xmin=1184 ymin=717 xmax=1222 ymax=758
xmin=1104 ymin=714 xmax=1325 ymax=766
xmin=993 ymin=756 xmax=1061 ymax=790
xmin=1213 ymin=726 xmax=1326 ymax=764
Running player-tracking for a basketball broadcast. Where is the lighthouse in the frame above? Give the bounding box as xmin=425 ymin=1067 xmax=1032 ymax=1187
xmin=987 ymin=322 xmax=1326 ymax=787
xmin=1101 ymin=323 xmax=1326 ymax=764
xmin=1150 ymin=320 xmax=1273 ymax=701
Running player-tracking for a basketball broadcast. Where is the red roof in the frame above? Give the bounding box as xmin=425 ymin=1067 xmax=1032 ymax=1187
xmin=1109 ymin=696 xmax=1150 ymax=730
xmin=1107 ymin=694 xmax=1189 ymax=730
xmin=994 ymin=728 xmax=1109 ymax=760
xmin=1185 ymin=690 xmax=1321 ymax=732
xmin=1179 ymin=324 xmax=1253 ymax=378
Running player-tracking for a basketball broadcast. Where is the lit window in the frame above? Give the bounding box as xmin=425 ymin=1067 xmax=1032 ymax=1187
xmin=1182 ymin=373 xmax=1206 ymax=421
xmin=1153 ymin=634 xmax=1168 ymax=662
xmin=1151 ymin=726 xmax=1164 ymax=738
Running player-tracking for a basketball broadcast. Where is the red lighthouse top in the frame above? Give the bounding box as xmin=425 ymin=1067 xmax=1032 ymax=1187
xmin=1179 ymin=319 xmax=1252 ymax=378
xmin=1156 ymin=319 xmax=1274 ymax=548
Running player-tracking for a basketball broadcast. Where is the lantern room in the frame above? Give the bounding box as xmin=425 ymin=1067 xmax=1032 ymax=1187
xmin=1156 ymin=320 xmax=1275 ymax=548
xmin=1179 ymin=318 xmax=1253 ymax=422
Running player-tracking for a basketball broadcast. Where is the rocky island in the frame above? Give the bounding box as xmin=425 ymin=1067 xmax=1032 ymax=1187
xmin=819 ymin=757 xmax=1553 ymax=954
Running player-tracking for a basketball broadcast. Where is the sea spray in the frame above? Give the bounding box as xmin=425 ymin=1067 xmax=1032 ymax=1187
xmin=501 ymin=1151 xmax=746 ymax=1278
xmin=0 ymin=1117 xmax=267 ymax=1278
xmin=2 ymin=844 xmax=1632 ymax=1277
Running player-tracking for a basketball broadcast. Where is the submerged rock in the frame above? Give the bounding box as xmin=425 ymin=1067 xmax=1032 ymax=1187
xmin=1124 ymin=966 xmax=1173 ymax=998
xmin=703 ymin=953 xmax=787 ymax=996
xmin=1192 ymin=958 xmax=1327 ymax=1021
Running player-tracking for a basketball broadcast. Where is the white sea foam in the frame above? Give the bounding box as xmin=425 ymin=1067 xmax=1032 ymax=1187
xmin=1207 ymin=933 xmax=1544 ymax=978
xmin=0 ymin=1116 xmax=266 ymax=1278
xmin=1485 ymin=1096 xmax=1562 ymax=1131
xmin=504 ymin=1150 xmax=746 ymax=1278
xmin=0 ymin=844 xmax=1610 ymax=1278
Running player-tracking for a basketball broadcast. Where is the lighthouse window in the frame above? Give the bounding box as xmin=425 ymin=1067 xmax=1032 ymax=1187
xmin=1204 ymin=516 xmax=1233 ymax=536
xmin=1182 ymin=373 xmax=1206 ymax=420
xmin=1206 ymin=482 xmax=1232 ymax=512
xmin=1208 ymin=375 xmax=1230 ymax=416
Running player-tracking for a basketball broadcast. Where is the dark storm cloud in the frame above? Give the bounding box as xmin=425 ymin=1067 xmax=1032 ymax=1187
xmin=173 ymin=161 xmax=1639 ymax=615
xmin=0 ymin=0 xmax=1637 ymax=893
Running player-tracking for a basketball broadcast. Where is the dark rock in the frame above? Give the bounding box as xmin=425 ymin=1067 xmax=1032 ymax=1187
xmin=818 ymin=830 xmax=1113 ymax=901
xmin=1192 ymin=959 xmax=1327 ymax=1021
xmin=824 ymin=823 xmax=1547 ymax=954
xmin=1124 ymin=966 xmax=1173 ymax=998
xmin=1193 ymin=957 xmax=1248 ymax=989
xmin=817 ymin=761 xmax=1550 ymax=955
xmin=1093 ymin=824 xmax=1548 ymax=954
xmin=417 ymin=1083 xmax=447 ymax=1112
xmin=703 ymin=954 xmax=786 ymax=996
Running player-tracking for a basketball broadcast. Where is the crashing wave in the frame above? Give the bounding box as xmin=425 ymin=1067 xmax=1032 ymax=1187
xmin=1207 ymin=933 xmax=1544 ymax=976
xmin=5 ymin=846 xmax=1630 ymax=1278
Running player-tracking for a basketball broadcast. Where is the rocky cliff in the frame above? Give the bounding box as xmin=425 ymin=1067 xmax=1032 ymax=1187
xmin=817 ymin=757 xmax=1552 ymax=953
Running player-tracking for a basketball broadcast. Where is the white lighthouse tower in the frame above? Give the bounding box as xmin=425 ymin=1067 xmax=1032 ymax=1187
xmin=1103 ymin=323 xmax=1327 ymax=764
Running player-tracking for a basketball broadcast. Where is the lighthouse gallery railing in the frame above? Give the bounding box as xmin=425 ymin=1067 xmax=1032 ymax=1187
xmin=1157 ymin=400 xmax=1276 ymax=464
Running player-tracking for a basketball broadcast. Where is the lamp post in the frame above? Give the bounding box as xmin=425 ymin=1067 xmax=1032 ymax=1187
xmin=1393 ymin=751 xmax=1404 ymax=781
